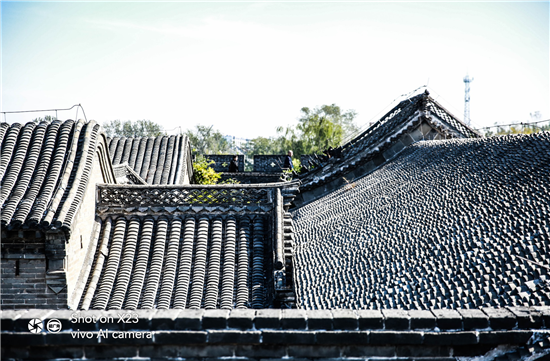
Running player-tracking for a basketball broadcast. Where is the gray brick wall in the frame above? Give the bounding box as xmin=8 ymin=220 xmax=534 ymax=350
xmin=1 ymin=232 xmax=68 ymax=310
xmin=253 ymin=155 xmax=287 ymax=173
xmin=205 ymin=155 xmax=245 ymax=172
xmin=0 ymin=258 xmax=68 ymax=310
xmin=219 ymin=172 xmax=282 ymax=184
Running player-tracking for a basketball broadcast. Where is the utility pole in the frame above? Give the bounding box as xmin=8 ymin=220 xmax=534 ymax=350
xmin=463 ymin=74 xmax=473 ymax=126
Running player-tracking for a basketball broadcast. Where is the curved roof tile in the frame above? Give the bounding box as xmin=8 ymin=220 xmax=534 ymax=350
xmin=108 ymin=135 xmax=190 ymax=185
xmin=81 ymin=214 xmax=268 ymax=310
xmin=0 ymin=119 xmax=113 ymax=233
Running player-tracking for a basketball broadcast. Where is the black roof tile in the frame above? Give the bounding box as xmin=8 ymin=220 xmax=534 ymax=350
xmin=292 ymin=132 xmax=550 ymax=310
xmin=80 ymin=181 xmax=300 ymax=310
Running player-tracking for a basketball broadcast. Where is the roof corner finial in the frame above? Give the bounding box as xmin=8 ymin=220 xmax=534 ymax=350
xmin=424 ymin=89 xmax=430 ymax=96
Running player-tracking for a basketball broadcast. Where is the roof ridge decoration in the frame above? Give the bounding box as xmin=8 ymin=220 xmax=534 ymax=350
xmin=425 ymin=95 xmax=479 ymax=138
xmin=342 ymin=91 xmax=479 ymax=156
xmin=295 ymin=91 xmax=481 ymax=206
xmin=0 ymin=119 xmax=116 ymax=235
xmin=97 ymin=181 xmax=300 ymax=212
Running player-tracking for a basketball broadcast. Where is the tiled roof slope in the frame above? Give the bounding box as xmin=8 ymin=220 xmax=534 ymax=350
xmin=0 ymin=120 xmax=114 ymax=233
xmin=299 ymin=91 xmax=481 ymax=192
xmin=80 ymin=214 xmax=269 ymax=310
xmin=79 ymin=182 xmax=299 ymax=310
xmin=292 ymin=133 xmax=550 ymax=310
xmin=107 ymin=135 xmax=191 ymax=185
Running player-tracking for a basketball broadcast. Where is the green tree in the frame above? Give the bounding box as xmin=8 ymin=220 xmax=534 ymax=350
xmin=185 ymin=125 xmax=230 ymax=155
xmin=103 ymin=119 xmax=165 ymax=138
xmin=277 ymin=104 xmax=358 ymax=158
xmin=192 ymin=156 xmax=221 ymax=185
xmin=241 ymin=136 xmax=283 ymax=171
xmin=244 ymin=136 xmax=282 ymax=155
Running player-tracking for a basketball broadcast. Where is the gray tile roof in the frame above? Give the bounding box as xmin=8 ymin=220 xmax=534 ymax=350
xmin=107 ymin=135 xmax=191 ymax=185
xmin=0 ymin=120 xmax=111 ymax=234
xmin=291 ymin=133 xmax=550 ymax=310
xmin=79 ymin=214 xmax=269 ymax=310
xmin=80 ymin=182 xmax=300 ymax=310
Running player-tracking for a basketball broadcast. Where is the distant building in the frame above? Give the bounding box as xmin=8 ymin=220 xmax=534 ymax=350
xmin=224 ymin=134 xmax=251 ymax=154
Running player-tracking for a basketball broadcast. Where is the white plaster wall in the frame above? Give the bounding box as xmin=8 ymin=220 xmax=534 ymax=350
xmin=66 ymin=156 xmax=106 ymax=308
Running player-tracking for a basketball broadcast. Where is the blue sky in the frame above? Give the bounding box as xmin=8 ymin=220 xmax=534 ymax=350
xmin=1 ymin=1 xmax=548 ymax=139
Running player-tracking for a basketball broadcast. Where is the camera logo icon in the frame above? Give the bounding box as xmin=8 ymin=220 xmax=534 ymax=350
xmin=46 ymin=319 xmax=62 ymax=333
xmin=28 ymin=319 xmax=43 ymax=333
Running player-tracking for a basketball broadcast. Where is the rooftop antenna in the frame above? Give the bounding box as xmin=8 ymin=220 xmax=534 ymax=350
xmin=463 ymin=74 xmax=473 ymax=125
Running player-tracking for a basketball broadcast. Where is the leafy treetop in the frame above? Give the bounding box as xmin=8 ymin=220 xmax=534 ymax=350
xmin=101 ymin=104 xmax=357 ymax=161
xmin=192 ymin=156 xmax=222 ymax=185
xmin=185 ymin=125 xmax=231 ymax=155
xmin=32 ymin=115 xmax=58 ymax=123
xmin=277 ymin=104 xmax=357 ymax=158
xmin=103 ymin=119 xmax=165 ymax=138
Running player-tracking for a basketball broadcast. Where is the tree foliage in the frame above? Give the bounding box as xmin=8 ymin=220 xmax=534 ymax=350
xmin=103 ymin=119 xmax=165 ymax=138
xmin=241 ymin=104 xmax=358 ymax=161
xmin=192 ymin=156 xmax=221 ymax=185
xmin=32 ymin=115 xmax=57 ymax=123
xmin=263 ymin=104 xmax=358 ymax=158
xmin=243 ymin=136 xmax=281 ymax=155
xmin=281 ymin=104 xmax=356 ymax=157
xmin=186 ymin=125 xmax=231 ymax=155
xmin=296 ymin=104 xmax=357 ymax=149
xmin=484 ymin=123 xmax=550 ymax=137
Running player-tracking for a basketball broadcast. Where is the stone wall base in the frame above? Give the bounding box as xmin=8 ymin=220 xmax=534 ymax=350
xmin=2 ymin=308 xmax=549 ymax=360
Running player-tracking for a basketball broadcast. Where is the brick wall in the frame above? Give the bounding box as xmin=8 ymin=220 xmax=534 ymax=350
xmin=204 ymin=155 xmax=245 ymax=172
xmin=1 ymin=258 xmax=49 ymax=309
xmin=2 ymin=308 xmax=549 ymax=360
xmin=1 ymin=231 xmax=67 ymax=310
xmin=253 ymin=155 xmax=287 ymax=173
xmin=219 ymin=172 xmax=283 ymax=184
